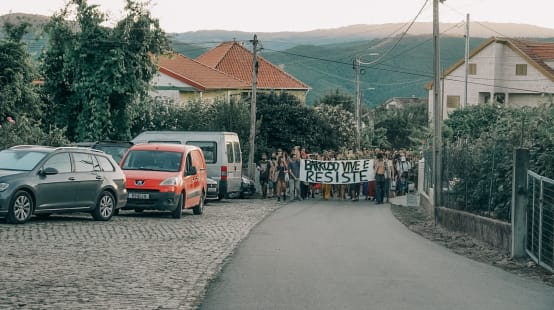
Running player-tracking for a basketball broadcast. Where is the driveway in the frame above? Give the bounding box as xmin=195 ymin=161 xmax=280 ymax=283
xmin=200 ymin=199 xmax=554 ymax=310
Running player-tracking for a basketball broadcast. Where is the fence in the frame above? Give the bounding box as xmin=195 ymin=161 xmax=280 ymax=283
xmin=526 ymin=171 xmax=554 ymax=272
xmin=420 ymin=140 xmax=514 ymax=221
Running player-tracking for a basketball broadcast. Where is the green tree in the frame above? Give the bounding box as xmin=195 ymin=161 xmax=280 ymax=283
xmin=0 ymin=22 xmax=68 ymax=149
xmin=372 ymin=101 xmax=428 ymax=149
xmin=314 ymin=89 xmax=355 ymax=113
xmin=41 ymin=0 xmax=169 ymax=142
xmin=0 ymin=22 xmax=42 ymax=122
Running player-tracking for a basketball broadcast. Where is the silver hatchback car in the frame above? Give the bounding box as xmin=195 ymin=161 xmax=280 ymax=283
xmin=0 ymin=145 xmax=127 ymax=224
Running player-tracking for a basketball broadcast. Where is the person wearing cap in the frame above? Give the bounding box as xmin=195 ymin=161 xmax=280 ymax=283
xmin=396 ymin=153 xmax=412 ymax=195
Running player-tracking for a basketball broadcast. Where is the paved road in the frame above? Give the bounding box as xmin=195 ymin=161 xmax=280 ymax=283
xmin=200 ymin=199 xmax=554 ymax=310
xmin=0 ymin=199 xmax=279 ymax=309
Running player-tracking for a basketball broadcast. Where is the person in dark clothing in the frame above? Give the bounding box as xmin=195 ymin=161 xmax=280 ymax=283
xmin=256 ymin=153 xmax=270 ymax=198
xmin=373 ymin=153 xmax=387 ymax=204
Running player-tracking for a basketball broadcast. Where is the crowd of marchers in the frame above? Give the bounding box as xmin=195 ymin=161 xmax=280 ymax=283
xmin=256 ymin=147 xmax=419 ymax=203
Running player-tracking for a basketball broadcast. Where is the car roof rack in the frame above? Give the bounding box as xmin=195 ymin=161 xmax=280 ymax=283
xmin=8 ymin=145 xmax=51 ymax=150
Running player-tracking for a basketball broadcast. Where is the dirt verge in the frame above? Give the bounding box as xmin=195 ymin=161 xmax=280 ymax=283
xmin=390 ymin=204 xmax=554 ymax=287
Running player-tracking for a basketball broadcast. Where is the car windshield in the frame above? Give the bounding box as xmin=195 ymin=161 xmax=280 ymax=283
xmin=121 ymin=150 xmax=182 ymax=172
xmin=0 ymin=150 xmax=48 ymax=171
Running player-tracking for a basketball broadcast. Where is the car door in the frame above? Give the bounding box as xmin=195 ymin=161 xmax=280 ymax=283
xmin=183 ymin=151 xmax=200 ymax=208
xmin=71 ymin=152 xmax=103 ymax=208
xmin=35 ymin=152 xmax=77 ymax=210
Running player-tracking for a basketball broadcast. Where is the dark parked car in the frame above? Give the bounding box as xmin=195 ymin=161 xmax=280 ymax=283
xmin=72 ymin=141 xmax=133 ymax=164
xmin=240 ymin=175 xmax=256 ymax=198
xmin=0 ymin=145 xmax=127 ymax=224
xmin=91 ymin=141 xmax=133 ymax=164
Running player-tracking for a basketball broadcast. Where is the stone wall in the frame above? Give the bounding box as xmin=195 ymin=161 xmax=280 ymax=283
xmin=436 ymin=207 xmax=512 ymax=252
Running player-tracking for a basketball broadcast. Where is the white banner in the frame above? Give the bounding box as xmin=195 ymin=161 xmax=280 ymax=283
xmin=299 ymin=159 xmax=375 ymax=184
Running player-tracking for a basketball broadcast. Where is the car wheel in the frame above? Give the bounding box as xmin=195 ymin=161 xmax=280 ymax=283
xmin=7 ymin=190 xmax=33 ymax=224
xmin=171 ymin=193 xmax=183 ymax=219
xmin=193 ymin=191 xmax=205 ymax=215
xmin=92 ymin=191 xmax=115 ymax=221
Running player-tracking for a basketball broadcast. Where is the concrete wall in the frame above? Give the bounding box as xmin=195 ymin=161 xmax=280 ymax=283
xmin=436 ymin=207 xmax=512 ymax=252
xmin=419 ymin=192 xmax=434 ymax=217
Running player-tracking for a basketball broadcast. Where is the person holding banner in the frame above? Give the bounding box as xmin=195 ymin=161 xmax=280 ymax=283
xmin=321 ymin=151 xmax=332 ymax=200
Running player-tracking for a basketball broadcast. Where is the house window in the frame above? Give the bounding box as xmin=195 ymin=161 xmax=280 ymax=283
xmin=494 ymin=93 xmax=506 ymax=104
xmin=468 ymin=63 xmax=477 ymax=75
xmin=516 ymin=64 xmax=527 ymax=76
xmin=479 ymin=92 xmax=491 ymax=104
xmin=446 ymin=95 xmax=460 ymax=109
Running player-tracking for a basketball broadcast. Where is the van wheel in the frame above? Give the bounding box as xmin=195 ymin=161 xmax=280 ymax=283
xmin=92 ymin=191 xmax=115 ymax=221
xmin=193 ymin=192 xmax=205 ymax=215
xmin=7 ymin=190 xmax=33 ymax=224
xmin=172 ymin=193 xmax=183 ymax=219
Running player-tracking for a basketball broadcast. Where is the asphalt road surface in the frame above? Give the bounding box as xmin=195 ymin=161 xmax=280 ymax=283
xmin=200 ymin=199 xmax=554 ymax=310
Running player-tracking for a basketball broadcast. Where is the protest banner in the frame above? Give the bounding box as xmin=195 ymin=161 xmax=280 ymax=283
xmin=299 ymin=159 xmax=376 ymax=184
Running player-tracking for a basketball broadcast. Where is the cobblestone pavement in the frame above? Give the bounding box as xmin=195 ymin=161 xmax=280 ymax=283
xmin=0 ymin=198 xmax=280 ymax=309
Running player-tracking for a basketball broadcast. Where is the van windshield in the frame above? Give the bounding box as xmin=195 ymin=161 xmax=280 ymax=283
xmin=186 ymin=141 xmax=217 ymax=164
xmin=121 ymin=150 xmax=183 ymax=172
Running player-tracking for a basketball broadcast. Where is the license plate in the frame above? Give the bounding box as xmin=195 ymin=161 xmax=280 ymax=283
xmin=129 ymin=192 xmax=150 ymax=199
xmin=208 ymin=187 xmax=217 ymax=192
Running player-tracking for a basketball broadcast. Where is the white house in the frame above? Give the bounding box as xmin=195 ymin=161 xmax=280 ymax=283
xmin=426 ymin=37 xmax=554 ymax=122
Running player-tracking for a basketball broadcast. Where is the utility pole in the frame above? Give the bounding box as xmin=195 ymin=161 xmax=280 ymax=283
xmin=464 ymin=13 xmax=470 ymax=108
xmin=353 ymin=57 xmax=361 ymax=151
xmin=433 ymin=0 xmax=443 ymax=210
xmin=247 ymin=34 xmax=259 ymax=180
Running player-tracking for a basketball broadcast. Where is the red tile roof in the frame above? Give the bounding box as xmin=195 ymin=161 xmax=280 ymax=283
xmin=154 ymin=53 xmax=250 ymax=91
xmin=196 ymin=41 xmax=310 ymax=90
xmin=508 ymin=38 xmax=554 ymax=78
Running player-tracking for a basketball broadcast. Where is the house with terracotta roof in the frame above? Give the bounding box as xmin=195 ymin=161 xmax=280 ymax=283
xmin=196 ymin=41 xmax=310 ymax=103
xmin=150 ymin=52 xmax=251 ymax=105
xmin=151 ymin=41 xmax=310 ymax=105
xmin=426 ymin=37 xmax=554 ymax=121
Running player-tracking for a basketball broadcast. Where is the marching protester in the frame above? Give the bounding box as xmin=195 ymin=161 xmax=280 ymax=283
xmin=395 ymin=151 xmax=412 ymax=196
xmin=256 ymin=153 xmax=270 ymax=198
xmin=288 ymin=152 xmax=301 ymax=200
xmin=268 ymin=152 xmax=278 ymax=198
xmin=373 ymin=152 xmax=387 ymax=204
xmin=299 ymin=150 xmax=311 ymax=199
xmin=276 ymin=155 xmax=288 ymax=201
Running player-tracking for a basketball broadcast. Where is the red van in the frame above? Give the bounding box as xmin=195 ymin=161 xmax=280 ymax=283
xmin=120 ymin=143 xmax=207 ymax=218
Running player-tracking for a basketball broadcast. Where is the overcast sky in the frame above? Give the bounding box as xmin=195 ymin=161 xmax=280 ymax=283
xmin=1 ymin=0 xmax=553 ymax=33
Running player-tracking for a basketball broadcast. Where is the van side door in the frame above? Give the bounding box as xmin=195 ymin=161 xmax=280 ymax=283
xmin=232 ymin=140 xmax=242 ymax=190
xmin=225 ymin=141 xmax=238 ymax=193
xmin=184 ymin=152 xmax=200 ymax=208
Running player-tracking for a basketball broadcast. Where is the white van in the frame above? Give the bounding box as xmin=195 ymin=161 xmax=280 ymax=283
xmin=131 ymin=131 xmax=242 ymax=199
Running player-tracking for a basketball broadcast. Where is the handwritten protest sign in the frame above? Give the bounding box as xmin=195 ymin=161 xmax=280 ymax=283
xmin=299 ymin=159 xmax=375 ymax=184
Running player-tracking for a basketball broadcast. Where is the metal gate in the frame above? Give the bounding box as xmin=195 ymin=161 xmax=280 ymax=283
xmin=526 ymin=171 xmax=554 ymax=272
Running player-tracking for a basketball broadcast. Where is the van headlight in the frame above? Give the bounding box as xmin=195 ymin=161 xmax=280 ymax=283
xmin=159 ymin=177 xmax=180 ymax=193
xmin=160 ymin=177 xmax=179 ymax=186
xmin=0 ymin=183 xmax=9 ymax=192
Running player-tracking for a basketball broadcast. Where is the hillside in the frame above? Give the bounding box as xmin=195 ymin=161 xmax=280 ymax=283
xmin=3 ymin=13 xmax=554 ymax=106
xmin=260 ymin=36 xmax=488 ymax=106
